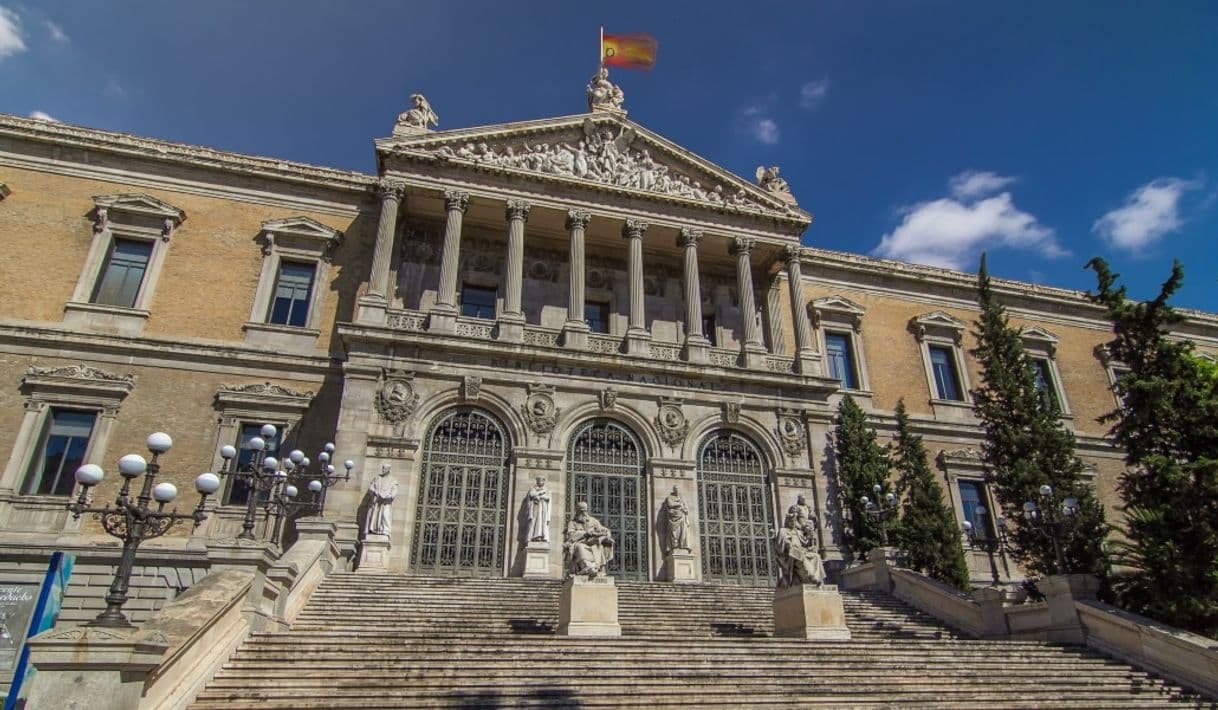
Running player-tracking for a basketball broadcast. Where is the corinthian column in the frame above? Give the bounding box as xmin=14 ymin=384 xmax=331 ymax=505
xmin=785 ymin=244 xmax=822 ymax=375
xmin=622 ymin=219 xmax=651 ymax=355
xmin=498 ymin=199 xmax=530 ymax=343
xmin=357 ymin=178 xmax=406 ymax=324
xmin=678 ymin=228 xmax=709 ymax=363
xmin=731 ymin=236 xmax=767 ymax=368
xmin=561 ymin=210 xmax=592 ymax=350
xmin=429 ymin=190 xmax=469 ymax=333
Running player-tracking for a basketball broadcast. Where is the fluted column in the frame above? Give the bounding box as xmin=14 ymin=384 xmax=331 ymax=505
xmin=785 ymin=245 xmax=822 ymax=375
xmin=429 ymin=190 xmax=469 ymax=333
xmin=498 ymin=199 xmax=530 ymax=342
xmin=561 ymin=210 xmax=592 ymax=350
xmin=622 ymin=219 xmax=651 ymax=355
xmin=356 ymin=178 xmax=406 ymax=324
xmin=731 ymin=236 xmax=767 ymax=368
xmin=678 ymin=228 xmax=709 ymax=363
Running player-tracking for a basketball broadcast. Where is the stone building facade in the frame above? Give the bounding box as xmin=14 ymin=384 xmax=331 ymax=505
xmin=1 ymin=78 xmax=1217 ymax=639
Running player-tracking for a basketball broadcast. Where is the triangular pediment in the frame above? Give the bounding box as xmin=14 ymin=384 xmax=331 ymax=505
xmin=262 ymin=216 xmax=342 ymax=242
xmin=93 ymin=193 xmax=185 ymax=224
xmin=910 ymin=311 xmax=968 ymax=341
xmin=376 ymin=113 xmax=808 ymax=222
xmin=812 ymin=295 xmax=867 ymax=317
xmin=1019 ymin=326 xmax=1059 ymax=345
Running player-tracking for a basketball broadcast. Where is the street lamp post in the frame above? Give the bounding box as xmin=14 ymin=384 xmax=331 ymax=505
xmin=283 ymin=443 xmax=353 ymax=517
xmin=1023 ymin=483 xmax=1079 ymax=574
xmin=861 ymin=483 xmax=899 ymax=547
xmin=67 ymin=432 xmax=220 ymax=627
xmin=963 ymin=506 xmax=1011 ymax=586
xmin=216 ymin=424 xmax=284 ymax=541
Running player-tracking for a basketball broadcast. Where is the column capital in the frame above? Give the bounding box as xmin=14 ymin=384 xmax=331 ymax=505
xmin=376 ymin=178 xmax=407 ymax=201
xmin=783 ymin=244 xmax=803 ymax=264
xmin=565 ymin=209 xmax=592 ymax=231
xmin=505 ymin=199 xmax=531 ymax=222
xmin=622 ymin=219 xmax=649 ymax=240
xmin=730 ymin=236 xmax=756 ymax=256
xmin=677 ymin=227 xmax=702 ymax=249
xmin=443 ymin=190 xmax=470 ymax=213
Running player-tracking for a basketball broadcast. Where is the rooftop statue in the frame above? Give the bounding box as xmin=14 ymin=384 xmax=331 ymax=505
xmin=394 ymin=93 xmax=439 ymax=135
xmin=755 ymin=165 xmax=791 ymax=194
xmin=587 ymin=67 xmax=625 ymax=113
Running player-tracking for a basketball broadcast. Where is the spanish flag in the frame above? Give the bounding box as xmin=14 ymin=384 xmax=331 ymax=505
xmin=602 ymin=31 xmax=658 ymax=71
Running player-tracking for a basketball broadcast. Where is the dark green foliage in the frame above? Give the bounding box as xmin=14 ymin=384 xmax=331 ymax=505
xmin=971 ymin=254 xmax=1110 ymax=579
xmin=832 ymin=394 xmax=891 ymax=559
xmin=891 ymin=400 xmax=972 ymax=591
xmin=1087 ymin=258 xmax=1218 ymax=637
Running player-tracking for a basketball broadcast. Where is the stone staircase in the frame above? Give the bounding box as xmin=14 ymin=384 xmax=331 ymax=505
xmin=192 ymin=574 xmax=1212 ymax=708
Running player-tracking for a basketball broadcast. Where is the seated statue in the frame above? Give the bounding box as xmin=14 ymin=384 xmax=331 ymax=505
xmin=563 ymin=501 xmax=615 ymax=577
xmin=774 ymin=513 xmax=826 ymax=588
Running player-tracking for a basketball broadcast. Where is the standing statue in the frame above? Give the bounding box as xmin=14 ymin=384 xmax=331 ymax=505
xmin=365 ymin=464 xmax=398 ymax=536
xmin=563 ymin=501 xmax=615 ymax=577
xmin=787 ymin=494 xmax=819 ymax=549
xmin=586 ymin=67 xmax=625 ymax=112
xmin=774 ymin=513 xmax=826 ymax=588
xmin=525 ymin=475 xmax=552 ymax=543
xmin=394 ymin=93 xmax=440 ymax=134
xmin=661 ymin=486 xmax=690 ymax=554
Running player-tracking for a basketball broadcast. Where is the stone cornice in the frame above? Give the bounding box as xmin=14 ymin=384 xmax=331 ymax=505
xmin=0 ymin=113 xmax=375 ymax=195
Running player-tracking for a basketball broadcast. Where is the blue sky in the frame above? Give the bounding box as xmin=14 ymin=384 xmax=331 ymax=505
xmin=4 ymin=1 xmax=1216 ymax=311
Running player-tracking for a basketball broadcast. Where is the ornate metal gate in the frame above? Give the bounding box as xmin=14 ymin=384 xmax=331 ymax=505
xmin=411 ymin=408 xmax=510 ymax=577
xmin=566 ymin=419 xmax=648 ymax=580
xmin=697 ymin=431 xmax=775 ymax=586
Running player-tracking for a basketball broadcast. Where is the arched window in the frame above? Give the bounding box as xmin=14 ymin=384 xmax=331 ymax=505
xmin=566 ymin=419 xmax=648 ymax=580
xmin=411 ymin=407 xmax=510 ymax=577
xmin=697 ymin=430 xmax=774 ymax=586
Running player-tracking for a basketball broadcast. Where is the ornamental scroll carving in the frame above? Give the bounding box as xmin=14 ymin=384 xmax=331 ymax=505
xmin=523 ymin=384 xmax=559 ymax=435
xmin=375 ymin=370 xmax=420 ymax=429
xmin=217 ymin=381 xmax=314 ymax=399
xmin=26 ymin=363 xmax=135 ymax=386
xmin=429 ymin=120 xmax=769 ymax=211
xmin=655 ymin=398 xmax=689 ymax=448
xmin=776 ymin=409 xmax=807 ymax=456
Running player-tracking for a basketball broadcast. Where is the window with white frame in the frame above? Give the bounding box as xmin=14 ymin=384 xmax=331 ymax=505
xmin=911 ymin=311 xmax=972 ymax=409
xmin=210 ymin=382 xmax=314 ymax=508
xmin=812 ymin=295 xmax=870 ymax=392
xmin=1020 ymin=326 xmax=1070 ymax=416
xmin=63 ymin=194 xmax=185 ymax=335
xmin=0 ymin=363 xmax=133 ymax=499
xmin=243 ymin=217 xmax=341 ymax=351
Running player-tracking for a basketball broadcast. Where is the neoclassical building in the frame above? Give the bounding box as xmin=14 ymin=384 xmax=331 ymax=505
xmin=1 ymin=74 xmax=1217 ymax=659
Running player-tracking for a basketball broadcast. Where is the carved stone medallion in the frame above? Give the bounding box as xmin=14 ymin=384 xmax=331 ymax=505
xmin=599 ymin=388 xmax=618 ymax=410
xmin=375 ymin=370 xmax=420 ymax=426
xmin=655 ymin=398 xmax=689 ymax=448
xmin=461 ymin=376 xmax=482 ymax=402
xmin=776 ymin=409 xmax=807 ymax=456
xmin=523 ymin=384 xmax=559 ymax=435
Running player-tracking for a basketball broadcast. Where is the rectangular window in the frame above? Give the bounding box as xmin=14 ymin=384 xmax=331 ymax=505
xmin=825 ymin=332 xmax=859 ymax=389
xmin=267 ymin=261 xmax=316 ymax=328
xmin=1031 ymin=358 xmax=1060 ymax=410
xmin=24 ymin=409 xmax=97 ymax=496
xmin=585 ymin=301 xmax=610 ymax=334
xmin=225 ymin=423 xmax=281 ymax=506
xmin=460 ymin=284 xmax=497 ymax=319
xmin=91 ymin=238 xmax=153 ymax=308
xmin=702 ymin=314 xmax=717 ymax=347
xmin=958 ymin=480 xmax=991 ymax=540
xmin=929 ymin=345 xmax=964 ymax=401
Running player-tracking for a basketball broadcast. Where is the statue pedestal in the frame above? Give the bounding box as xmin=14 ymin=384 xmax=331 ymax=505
xmin=662 ymin=549 xmax=697 ymax=583
xmin=357 ymin=533 xmax=391 ymax=573
xmin=24 ymin=626 xmax=170 ymax=710
xmin=522 ymin=541 xmax=551 ymax=579
xmin=773 ymin=584 xmax=851 ymax=640
xmin=557 ymin=575 xmax=621 ymax=637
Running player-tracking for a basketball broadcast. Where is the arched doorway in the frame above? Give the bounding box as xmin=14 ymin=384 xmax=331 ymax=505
xmin=566 ymin=419 xmax=649 ymax=581
xmin=697 ymin=430 xmax=775 ymax=586
xmin=410 ymin=407 xmax=511 ymax=577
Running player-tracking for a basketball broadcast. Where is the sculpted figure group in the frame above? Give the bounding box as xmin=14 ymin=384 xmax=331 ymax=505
xmin=774 ymin=494 xmax=826 ymax=588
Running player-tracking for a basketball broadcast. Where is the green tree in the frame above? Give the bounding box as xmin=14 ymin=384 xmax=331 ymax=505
xmin=832 ymin=394 xmax=891 ymax=559
xmin=971 ymin=254 xmax=1109 ymax=579
xmin=1087 ymin=258 xmax=1218 ymax=636
xmin=891 ymin=400 xmax=972 ymax=590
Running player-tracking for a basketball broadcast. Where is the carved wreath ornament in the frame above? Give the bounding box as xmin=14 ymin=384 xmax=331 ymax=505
xmin=776 ymin=410 xmax=807 ymax=456
xmin=655 ymin=398 xmax=689 ymax=448
xmin=523 ymin=384 xmax=559 ymax=435
xmin=375 ymin=370 xmax=420 ymax=426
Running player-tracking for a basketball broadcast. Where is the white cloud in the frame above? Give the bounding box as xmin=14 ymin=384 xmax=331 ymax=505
xmin=738 ymin=105 xmax=779 ymax=145
xmin=1092 ymin=177 xmax=1202 ymax=252
xmin=28 ymin=110 xmax=58 ymax=122
xmin=0 ymin=6 xmax=26 ymax=59
xmin=44 ymin=19 xmax=67 ymax=43
xmin=799 ymin=78 xmax=830 ymax=109
xmin=874 ymin=175 xmax=1065 ymax=270
xmin=104 ymin=76 xmax=126 ymax=98
xmin=948 ymin=170 xmax=1017 ymax=200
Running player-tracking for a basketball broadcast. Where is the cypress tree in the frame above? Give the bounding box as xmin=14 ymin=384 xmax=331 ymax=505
xmin=832 ymin=394 xmax=891 ymax=559
xmin=971 ymin=254 xmax=1109 ymax=579
xmin=1087 ymin=258 xmax=1218 ymax=636
xmin=891 ymin=400 xmax=972 ymax=590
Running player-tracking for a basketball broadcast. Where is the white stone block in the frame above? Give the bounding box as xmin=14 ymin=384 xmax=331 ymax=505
xmin=772 ymin=583 xmax=851 ymax=640
xmin=557 ymin=575 xmax=621 ymax=637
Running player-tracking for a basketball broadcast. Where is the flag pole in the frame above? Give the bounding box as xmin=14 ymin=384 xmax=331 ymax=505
xmin=599 ymin=26 xmax=604 ymax=67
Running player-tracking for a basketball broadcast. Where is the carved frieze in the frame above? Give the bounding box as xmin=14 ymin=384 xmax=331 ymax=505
xmin=375 ymin=370 xmax=420 ymax=427
xmin=655 ymin=398 xmax=689 ymax=448
xmin=523 ymin=384 xmax=559 ymax=435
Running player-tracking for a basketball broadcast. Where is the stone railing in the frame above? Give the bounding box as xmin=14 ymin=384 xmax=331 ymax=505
xmin=649 ymin=342 xmax=681 ymax=361
xmin=766 ymin=355 xmax=797 ymax=373
xmin=708 ymin=348 xmax=738 ymax=368
xmin=587 ymin=333 xmax=622 ymax=354
xmin=522 ymin=326 xmax=560 ymax=348
xmin=386 ymin=310 xmax=426 ymax=332
xmin=454 ymin=317 xmax=494 ymax=340
xmin=842 ymin=549 xmax=1218 ymax=700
